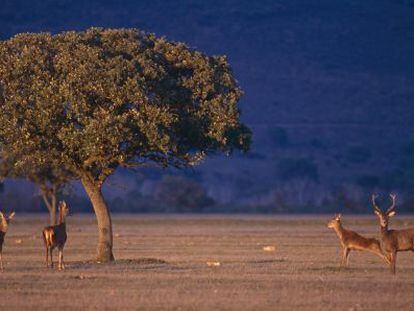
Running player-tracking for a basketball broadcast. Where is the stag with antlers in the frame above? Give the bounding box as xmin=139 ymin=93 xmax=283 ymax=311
xmin=372 ymin=194 xmax=414 ymax=274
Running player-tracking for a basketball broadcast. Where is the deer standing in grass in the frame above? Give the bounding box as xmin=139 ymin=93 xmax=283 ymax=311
xmin=0 ymin=211 xmax=15 ymax=270
xmin=372 ymin=194 xmax=414 ymax=274
xmin=328 ymin=214 xmax=389 ymax=267
xmin=42 ymin=201 xmax=69 ymax=270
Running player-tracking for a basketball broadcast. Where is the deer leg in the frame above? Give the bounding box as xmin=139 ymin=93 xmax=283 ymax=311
xmin=61 ymin=249 xmax=65 ymax=270
xmin=385 ymin=252 xmax=392 ymax=264
xmin=371 ymin=247 xmax=390 ymax=265
xmin=388 ymin=252 xmax=397 ymax=274
xmin=390 ymin=252 xmax=397 ymax=275
xmin=345 ymin=248 xmax=351 ymax=267
xmin=45 ymin=247 xmax=49 ymax=267
xmin=50 ymin=248 xmax=54 ymax=268
xmin=58 ymin=249 xmax=63 ymax=271
xmin=340 ymin=248 xmax=348 ymax=268
xmin=0 ymin=251 xmax=3 ymax=271
xmin=381 ymin=252 xmax=391 ymax=265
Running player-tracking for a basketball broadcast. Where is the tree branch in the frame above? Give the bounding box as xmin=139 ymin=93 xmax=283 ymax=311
xmin=40 ymin=186 xmax=52 ymax=211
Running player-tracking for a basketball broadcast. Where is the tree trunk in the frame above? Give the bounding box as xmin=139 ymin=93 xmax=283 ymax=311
xmin=81 ymin=177 xmax=115 ymax=262
xmin=51 ymin=191 xmax=57 ymax=225
xmin=49 ymin=201 xmax=56 ymax=226
xmin=41 ymin=190 xmax=56 ymax=226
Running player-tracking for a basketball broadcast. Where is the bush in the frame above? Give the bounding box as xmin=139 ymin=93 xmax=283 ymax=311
xmin=154 ymin=175 xmax=214 ymax=212
xmin=277 ymin=158 xmax=319 ymax=182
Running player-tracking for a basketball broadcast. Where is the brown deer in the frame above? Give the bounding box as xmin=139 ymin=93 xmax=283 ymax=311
xmin=372 ymin=194 xmax=414 ymax=274
xmin=0 ymin=211 xmax=15 ymax=271
xmin=42 ymin=201 xmax=69 ymax=270
xmin=328 ymin=214 xmax=389 ymax=267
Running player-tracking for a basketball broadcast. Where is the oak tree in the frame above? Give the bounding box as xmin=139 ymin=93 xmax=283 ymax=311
xmin=0 ymin=28 xmax=251 ymax=261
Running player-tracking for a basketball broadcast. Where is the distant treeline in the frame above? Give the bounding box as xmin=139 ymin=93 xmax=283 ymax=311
xmin=1 ymin=174 xmax=413 ymax=214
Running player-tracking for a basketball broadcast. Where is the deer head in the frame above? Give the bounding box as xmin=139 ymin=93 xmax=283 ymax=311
xmin=372 ymin=194 xmax=396 ymax=228
xmin=0 ymin=211 xmax=15 ymax=232
xmin=327 ymin=214 xmax=341 ymax=229
xmin=58 ymin=201 xmax=70 ymax=223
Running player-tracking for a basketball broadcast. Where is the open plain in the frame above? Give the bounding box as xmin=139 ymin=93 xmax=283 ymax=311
xmin=1 ymin=214 xmax=414 ymax=310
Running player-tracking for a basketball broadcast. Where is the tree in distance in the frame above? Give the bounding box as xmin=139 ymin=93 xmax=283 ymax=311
xmin=0 ymin=28 xmax=251 ymax=262
xmin=0 ymin=154 xmax=73 ymax=225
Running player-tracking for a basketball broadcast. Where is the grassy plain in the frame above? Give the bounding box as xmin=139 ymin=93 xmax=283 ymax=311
xmin=1 ymin=214 xmax=414 ymax=310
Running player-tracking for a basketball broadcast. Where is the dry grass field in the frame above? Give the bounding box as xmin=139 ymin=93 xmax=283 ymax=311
xmin=1 ymin=214 xmax=414 ymax=310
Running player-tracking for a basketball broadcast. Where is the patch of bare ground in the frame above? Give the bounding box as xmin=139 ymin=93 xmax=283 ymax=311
xmin=1 ymin=214 xmax=414 ymax=310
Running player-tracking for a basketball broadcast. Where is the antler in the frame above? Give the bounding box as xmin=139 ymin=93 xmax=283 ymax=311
xmin=371 ymin=194 xmax=381 ymax=212
xmin=387 ymin=193 xmax=396 ymax=214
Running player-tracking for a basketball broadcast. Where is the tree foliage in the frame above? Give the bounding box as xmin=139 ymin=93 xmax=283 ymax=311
xmin=0 ymin=28 xmax=250 ymax=182
xmin=0 ymin=28 xmax=251 ymax=260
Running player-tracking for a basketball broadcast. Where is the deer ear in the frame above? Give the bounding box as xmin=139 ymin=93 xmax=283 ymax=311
xmin=0 ymin=212 xmax=3 ymax=219
xmin=8 ymin=212 xmax=15 ymax=219
xmin=388 ymin=210 xmax=396 ymax=217
xmin=374 ymin=210 xmax=381 ymax=216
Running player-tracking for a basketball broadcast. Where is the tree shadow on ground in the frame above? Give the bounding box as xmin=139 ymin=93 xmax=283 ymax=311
xmin=67 ymin=258 xmax=170 ymax=270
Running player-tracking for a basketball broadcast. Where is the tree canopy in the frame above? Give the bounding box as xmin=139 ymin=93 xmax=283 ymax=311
xmin=0 ymin=27 xmax=251 ymax=261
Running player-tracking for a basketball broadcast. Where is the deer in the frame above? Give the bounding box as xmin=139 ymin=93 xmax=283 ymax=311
xmin=0 ymin=211 xmax=15 ymax=271
xmin=42 ymin=201 xmax=69 ymax=270
xmin=327 ymin=214 xmax=389 ymax=267
xmin=372 ymin=194 xmax=414 ymax=274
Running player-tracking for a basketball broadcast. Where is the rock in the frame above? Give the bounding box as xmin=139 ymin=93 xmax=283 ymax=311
xmin=263 ymin=246 xmax=276 ymax=252
xmin=206 ymin=261 xmax=221 ymax=267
